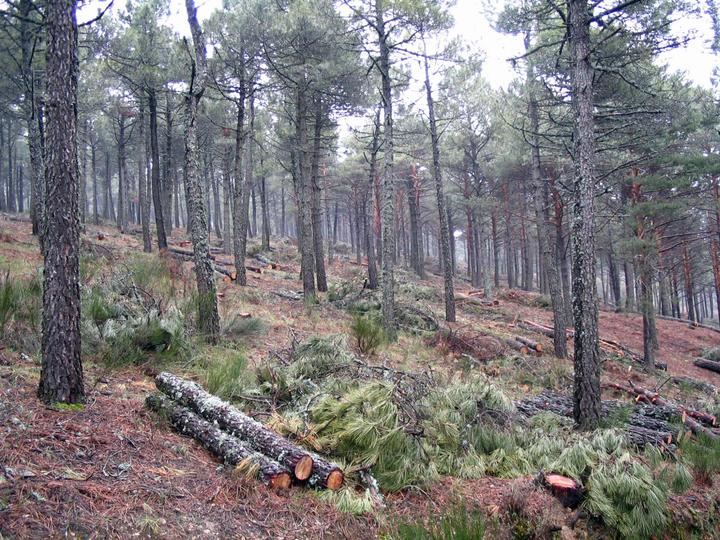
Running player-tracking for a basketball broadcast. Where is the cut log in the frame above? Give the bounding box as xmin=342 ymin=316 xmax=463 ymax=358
xmin=694 ymin=358 xmax=720 ymax=375
xmin=146 ymin=394 xmax=291 ymax=489
xmin=505 ymin=338 xmax=530 ymax=355
xmin=515 ymin=336 xmax=543 ymax=355
xmin=155 ymin=372 xmax=344 ymax=488
xmin=168 ymin=246 xmax=216 ymax=260
xmin=245 ymin=264 xmax=264 ymax=274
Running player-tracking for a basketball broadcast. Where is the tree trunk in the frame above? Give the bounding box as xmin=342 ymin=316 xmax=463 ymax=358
xmin=259 ymin=171 xmax=270 ymax=250
xmin=148 ymin=88 xmax=168 ymax=250
xmin=7 ymin=120 xmax=16 ymax=213
xmin=569 ymin=0 xmax=601 ymax=430
xmin=296 ymin=86 xmax=316 ymax=301
xmin=20 ymin=0 xmax=44 ymax=239
xmin=117 ymin=113 xmax=127 ymax=233
xmin=146 ymin=394 xmax=292 ymax=489
xmin=91 ymin=142 xmax=98 ymax=224
xmin=423 ymin=49 xmax=455 ymax=322
xmin=138 ymin=103 xmax=152 ymax=252
xmin=310 ymin=96 xmax=327 ymax=292
xmin=163 ymin=92 xmax=173 ymax=233
xmin=376 ymin=4 xmax=396 ymax=332
xmin=38 ymin=0 xmax=85 ymax=405
xmin=526 ymin=34 xmax=566 ymax=358
xmin=407 ymin=166 xmax=424 ymax=278
xmin=365 ymin=111 xmax=380 ymax=290
xmin=222 ymin=146 xmax=232 ymax=253
xmin=235 ymin=82 xmax=255 ymax=287
xmin=155 ymin=372 xmax=343 ymax=489
xmin=184 ymin=0 xmax=220 ymax=341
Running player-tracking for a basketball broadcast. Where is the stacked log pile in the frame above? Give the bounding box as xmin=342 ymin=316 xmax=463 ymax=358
xmin=147 ymin=372 xmax=344 ymax=490
xmin=516 ymin=390 xmax=678 ymax=448
xmin=518 ymin=386 xmax=720 ymax=447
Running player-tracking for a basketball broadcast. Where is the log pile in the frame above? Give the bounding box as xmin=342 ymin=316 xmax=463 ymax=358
xmin=516 ymin=390 xmax=679 ymax=448
xmin=148 ymin=372 xmax=344 ymax=490
xmin=606 ymin=381 xmax=719 ymax=440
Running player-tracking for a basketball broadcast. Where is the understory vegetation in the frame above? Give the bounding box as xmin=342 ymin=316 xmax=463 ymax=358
xmin=3 ymin=251 xmax=720 ymax=539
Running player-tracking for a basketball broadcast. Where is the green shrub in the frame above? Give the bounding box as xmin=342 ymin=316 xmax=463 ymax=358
xmin=680 ymin=433 xmax=720 ymax=484
xmin=103 ymin=317 xmax=189 ymax=367
xmin=394 ymin=506 xmax=486 ymax=540
xmin=311 ymin=382 xmax=433 ymax=491
xmin=289 ymin=335 xmax=354 ymax=380
xmin=205 ymin=351 xmax=250 ymax=401
xmin=350 ymin=314 xmax=386 ymax=355
xmin=584 ymin=457 xmax=669 ymax=539
xmin=0 ymin=272 xmax=20 ymax=337
xmin=84 ymin=286 xmax=120 ymax=335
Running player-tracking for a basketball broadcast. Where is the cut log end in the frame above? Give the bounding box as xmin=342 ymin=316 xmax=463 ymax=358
xmin=269 ymin=472 xmax=292 ymax=490
xmin=326 ymin=470 xmax=344 ymax=491
xmin=294 ymin=455 xmax=314 ymax=481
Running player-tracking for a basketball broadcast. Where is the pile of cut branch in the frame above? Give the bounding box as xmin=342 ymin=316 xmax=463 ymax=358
xmin=146 ymin=372 xmax=344 ymax=491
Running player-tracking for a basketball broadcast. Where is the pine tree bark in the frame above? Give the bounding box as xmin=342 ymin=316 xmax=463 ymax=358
xmin=116 ymin=113 xmax=127 ymax=233
xmin=526 ymin=34 xmax=566 ymax=358
xmin=310 ymin=96 xmax=327 ymax=292
xmin=235 ymin=85 xmax=255 ymax=287
xmin=20 ymin=0 xmax=44 ymax=239
xmin=163 ymin=92 xmax=174 ymax=233
xmin=184 ymin=0 xmax=220 ymax=341
xmin=146 ymin=394 xmax=292 ymax=489
xmin=138 ymin=103 xmax=152 ymax=252
xmin=148 ymin=88 xmax=168 ymax=250
xmin=376 ymin=3 xmax=396 ymax=332
xmin=569 ymin=0 xmax=601 ymax=430
xmin=423 ymin=49 xmax=455 ymax=322
xmin=222 ymin=146 xmax=232 ymax=254
xmin=38 ymin=0 xmax=85 ymax=405
xmin=364 ymin=111 xmax=381 ymax=290
xmin=296 ymin=86 xmax=316 ymax=301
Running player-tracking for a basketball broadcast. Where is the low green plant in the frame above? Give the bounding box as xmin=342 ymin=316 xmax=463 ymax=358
xmin=350 ymin=314 xmax=387 ymax=355
xmin=584 ymin=457 xmax=669 ymax=539
xmin=84 ymin=286 xmax=120 ymax=335
xmin=103 ymin=317 xmax=189 ymax=367
xmin=394 ymin=505 xmax=486 ymax=540
xmin=205 ymin=351 xmax=250 ymax=401
xmin=0 ymin=272 xmax=20 ymax=337
xmin=679 ymin=433 xmax=720 ymax=484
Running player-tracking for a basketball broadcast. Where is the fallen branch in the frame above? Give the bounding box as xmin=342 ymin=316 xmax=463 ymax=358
xmin=146 ymin=394 xmax=291 ymax=489
xmin=694 ymin=358 xmax=720 ymax=375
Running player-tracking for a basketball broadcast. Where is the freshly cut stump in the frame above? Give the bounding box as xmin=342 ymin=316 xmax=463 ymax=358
xmin=146 ymin=394 xmax=291 ymax=489
xmin=155 ymin=372 xmax=343 ymax=488
xmin=538 ymin=473 xmax=583 ymax=508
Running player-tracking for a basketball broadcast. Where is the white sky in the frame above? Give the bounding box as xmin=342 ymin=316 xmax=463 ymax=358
xmin=80 ymin=0 xmax=717 ymax=92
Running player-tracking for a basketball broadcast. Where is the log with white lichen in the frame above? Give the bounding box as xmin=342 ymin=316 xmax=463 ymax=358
xmin=155 ymin=372 xmax=344 ymax=489
xmin=145 ymin=394 xmax=291 ymax=489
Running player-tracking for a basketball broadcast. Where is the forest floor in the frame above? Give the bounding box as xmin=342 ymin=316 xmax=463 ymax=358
xmin=1 ymin=214 xmax=719 ymax=539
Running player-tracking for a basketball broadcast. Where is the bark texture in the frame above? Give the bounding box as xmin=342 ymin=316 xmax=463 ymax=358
xmin=38 ymin=0 xmax=85 ymax=405
xmin=569 ymin=0 xmax=601 ymax=430
xmin=526 ymin=35 xmax=566 ymax=359
xmin=423 ymin=50 xmax=455 ymax=322
xmin=155 ymin=372 xmax=343 ymax=488
xmin=184 ymin=0 xmax=220 ymax=340
xmin=146 ymin=394 xmax=292 ymax=489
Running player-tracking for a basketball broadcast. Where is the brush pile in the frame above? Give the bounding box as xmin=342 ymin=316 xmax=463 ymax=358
xmin=146 ymin=372 xmax=344 ymax=490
